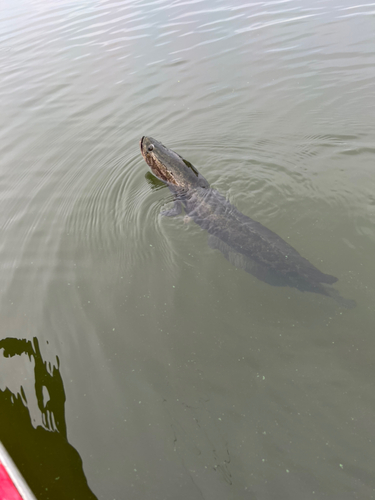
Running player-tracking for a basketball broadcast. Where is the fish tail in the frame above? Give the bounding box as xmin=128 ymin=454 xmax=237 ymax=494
xmin=320 ymin=273 xmax=338 ymax=285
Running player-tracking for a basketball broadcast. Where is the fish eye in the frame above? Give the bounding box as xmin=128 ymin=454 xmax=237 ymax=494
xmin=148 ymin=144 xmax=154 ymax=152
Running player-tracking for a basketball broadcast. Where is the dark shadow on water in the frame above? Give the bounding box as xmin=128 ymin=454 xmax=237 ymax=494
xmin=0 ymin=337 xmax=98 ymax=500
xmin=145 ymin=171 xmax=167 ymax=190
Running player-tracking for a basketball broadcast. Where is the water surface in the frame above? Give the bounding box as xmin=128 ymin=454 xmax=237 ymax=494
xmin=1 ymin=0 xmax=375 ymax=498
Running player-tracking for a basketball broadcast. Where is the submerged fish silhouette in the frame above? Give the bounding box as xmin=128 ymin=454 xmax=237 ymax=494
xmin=140 ymin=136 xmax=355 ymax=308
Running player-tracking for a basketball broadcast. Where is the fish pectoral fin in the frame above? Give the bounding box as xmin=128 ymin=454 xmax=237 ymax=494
xmin=207 ymin=234 xmax=220 ymax=250
xmin=160 ymin=200 xmax=183 ymax=217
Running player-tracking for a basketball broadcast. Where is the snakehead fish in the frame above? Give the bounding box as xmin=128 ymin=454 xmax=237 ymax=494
xmin=140 ymin=136 xmax=355 ymax=308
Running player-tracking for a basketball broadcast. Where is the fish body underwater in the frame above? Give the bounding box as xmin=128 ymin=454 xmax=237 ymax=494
xmin=140 ymin=136 xmax=355 ymax=308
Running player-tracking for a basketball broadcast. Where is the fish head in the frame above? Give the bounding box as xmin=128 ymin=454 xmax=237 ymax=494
xmin=140 ymin=136 xmax=209 ymax=190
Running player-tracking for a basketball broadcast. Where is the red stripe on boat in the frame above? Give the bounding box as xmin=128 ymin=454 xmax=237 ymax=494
xmin=0 ymin=443 xmax=36 ymax=500
xmin=0 ymin=461 xmax=23 ymax=500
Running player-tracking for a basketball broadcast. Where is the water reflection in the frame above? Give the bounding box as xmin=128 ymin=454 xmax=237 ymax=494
xmin=145 ymin=170 xmax=167 ymax=190
xmin=0 ymin=337 xmax=97 ymax=500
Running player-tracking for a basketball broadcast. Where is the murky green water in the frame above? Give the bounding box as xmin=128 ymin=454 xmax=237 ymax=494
xmin=1 ymin=0 xmax=375 ymax=498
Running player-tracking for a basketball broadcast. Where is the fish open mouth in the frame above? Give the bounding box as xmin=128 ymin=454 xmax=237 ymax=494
xmin=139 ymin=136 xmax=178 ymax=185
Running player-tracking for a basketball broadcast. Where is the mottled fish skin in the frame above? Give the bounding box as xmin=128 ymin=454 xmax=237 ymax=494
xmin=140 ymin=136 xmax=356 ymax=308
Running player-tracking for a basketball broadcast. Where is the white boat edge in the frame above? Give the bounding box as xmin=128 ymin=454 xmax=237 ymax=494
xmin=0 ymin=441 xmax=37 ymax=500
